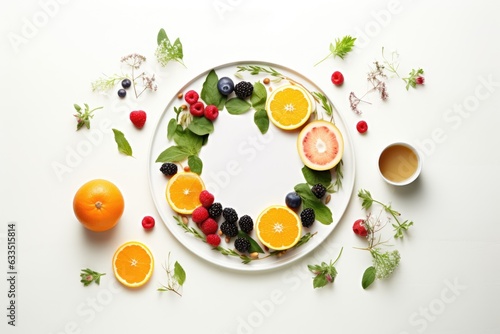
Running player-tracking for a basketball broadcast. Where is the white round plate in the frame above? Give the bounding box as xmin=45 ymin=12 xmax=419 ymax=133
xmin=148 ymin=61 xmax=355 ymax=272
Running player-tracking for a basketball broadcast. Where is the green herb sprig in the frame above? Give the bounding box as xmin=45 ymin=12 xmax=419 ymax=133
xmin=155 ymin=28 xmax=185 ymax=67
xmin=73 ymin=104 xmax=103 ymax=131
xmin=112 ymin=128 xmax=133 ymax=157
xmin=403 ymin=68 xmax=425 ymax=90
xmin=158 ymin=252 xmax=186 ymax=296
xmin=308 ymin=247 xmax=343 ymax=289
xmin=80 ymin=268 xmax=105 ymax=287
xmin=315 ymin=35 xmax=356 ymax=66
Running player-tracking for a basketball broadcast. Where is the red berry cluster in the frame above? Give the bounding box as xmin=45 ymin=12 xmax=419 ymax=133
xmin=184 ymin=90 xmax=219 ymax=121
xmin=191 ymin=190 xmax=221 ymax=246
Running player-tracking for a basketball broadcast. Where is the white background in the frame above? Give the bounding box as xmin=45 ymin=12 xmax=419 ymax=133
xmin=1 ymin=0 xmax=500 ymax=333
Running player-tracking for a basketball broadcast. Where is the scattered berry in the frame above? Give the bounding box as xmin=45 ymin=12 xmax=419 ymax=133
xmin=190 ymin=102 xmax=205 ymax=117
xmin=356 ymin=120 xmax=368 ymax=134
xmin=160 ymin=163 xmax=178 ymax=176
xmin=129 ymin=110 xmax=147 ymax=129
xmin=234 ymin=237 xmax=251 ymax=253
xmin=222 ymin=207 xmax=238 ymax=223
xmin=331 ymin=71 xmax=344 ymax=86
xmin=206 ymin=234 xmax=221 ymax=247
xmin=220 ymin=221 xmax=238 ymax=237
xmin=234 ymin=81 xmax=253 ymax=99
xmin=200 ymin=218 xmax=218 ymax=235
xmin=217 ymin=77 xmax=235 ymax=96
xmin=121 ymin=78 xmax=132 ymax=89
xmin=416 ymin=76 xmax=425 ymax=85
xmin=238 ymin=215 xmax=254 ymax=234
xmin=204 ymin=105 xmax=219 ymax=121
xmin=300 ymin=208 xmax=315 ymax=228
xmin=285 ymin=192 xmax=302 ymax=209
xmin=192 ymin=206 xmax=209 ymax=224
xmin=208 ymin=202 xmax=223 ymax=219
xmin=141 ymin=216 xmax=155 ymax=229
xmin=353 ymin=219 xmax=368 ymax=237
xmin=311 ymin=184 xmax=327 ymax=199
xmin=184 ymin=90 xmax=199 ymax=104
xmin=199 ymin=190 xmax=215 ymax=208
xmin=117 ymin=89 xmax=126 ymax=98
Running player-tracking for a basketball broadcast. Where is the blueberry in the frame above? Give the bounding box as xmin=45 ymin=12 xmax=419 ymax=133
xmin=285 ymin=192 xmax=302 ymax=209
xmin=117 ymin=89 xmax=126 ymax=98
xmin=121 ymin=79 xmax=132 ymax=89
xmin=217 ymin=77 xmax=234 ymax=96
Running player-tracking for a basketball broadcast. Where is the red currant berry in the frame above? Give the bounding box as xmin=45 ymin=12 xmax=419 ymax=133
xmin=184 ymin=90 xmax=199 ymax=105
xmin=331 ymin=71 xmax=344 ymax=86
xmin=352 ymin=219 xmax=367 ymax=237
xmin=142 ymin=216 xmax=155 ymax=230
xmin=356 ymin=120 xmax=368 ymax=134
xmin=189 ymin=101 xmax=205 ymax=117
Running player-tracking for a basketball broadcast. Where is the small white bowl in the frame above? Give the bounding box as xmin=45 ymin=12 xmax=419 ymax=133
xmin=378 ymin=142 xmax=422 ymax=186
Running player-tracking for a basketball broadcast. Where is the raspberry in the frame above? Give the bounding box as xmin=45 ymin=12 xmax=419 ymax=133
xmin=208 ymin=202 xmax=222 ymax=219
xmin=130 ymin=110 xmax=147 ymax=129
xmin=234 ymin=237 xmax=251 ymax=253
xmin=184 ymin=90 xmax=199 ymax=105
xmin=141 ymin=216 xmax=155 ymax=230
xmin=356 ymin=120 xmax=368 ymax=134
xmin=204 ymin=105 xmax=219 ymax=121
xmin=206 ymin=234 xmax=221 ymax=247
xmin=234 ymin=81 xmax=253 ymax=99
xmin=238 ymin=215 xmax=254 ymax=234
xmin=300 ymin=208 xmax=315 ymax=228
xmin=331 ymin=71 xmax=344 ymax=86
xmin=222 ymin=208 xmax=238 ymax=223
xmin=159 ymin=163 xmax=177 ymax=176
xmin=311 ymin=184 xmax=327 ymax=199
xmin=353 ymin=219 xmax=368 ymax=237
xmin=190 ymin=101 xmax=205 ymax=117
xmin=199 ymin=190 xmax=215 ymax=208
xmin=200 ymin=218 xmax=218 ymax=235
xmin=220 ymin=221 xmax=238 ymax=237
xmin=192 ymin=206 xmax=209 ymax=224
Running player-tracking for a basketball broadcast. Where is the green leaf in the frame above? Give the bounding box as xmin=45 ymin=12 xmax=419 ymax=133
xmin=226 ymin=98 xmax=252 ymax=115
xmin=112 ymin=129 xmax=133 ymax=156
xmin=188 ymin=116 xmax=214 ymax=136
xmin=73 ymin=104 xmax=81 ymax=112
xmin=238 ymin=231 xmax=265 ymax=254
xmin=313 ymin=274 xmax=328 ymax=289
xmin=250 ymin=81 xmax=267 ymax=110
xmin=167 ymin=118 xmax=177 ymax=140
xmin=157 ymin=28 xmax=168 ymax=45
xmin=294 ymin=183 xmax=333 ymax=225
xmin=173 ymin=261 xmax=186 ymax=286
xmin=173 ymin=128 xmax=203 ymax=154
xmin=301 ymin=166 xmax=332 ymax=187
xmin=362 ymin=266 xmax=376 ymax=289
xmin=188 ymin=155 xmax=203 ymax=174
xmin=254 ymin=109 xmax=269 ymax=134
xmin=155 ymin=145 xmax=190 ymax=162
xmin=201 ymin=69 xmax=226 ymax=110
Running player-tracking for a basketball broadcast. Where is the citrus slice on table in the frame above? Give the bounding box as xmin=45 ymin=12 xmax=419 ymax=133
xmin=112 ymin=241 xmax=154 ymax=288
xmin=166 ymin=172 xmax=205 ymax=214
xmin=297 ymin=120 xmax=344 ymax=171
xmin=255 ymin=205 xmax=302 ymax=250
xmin=265 ymin=84 xmax=314 ymax=130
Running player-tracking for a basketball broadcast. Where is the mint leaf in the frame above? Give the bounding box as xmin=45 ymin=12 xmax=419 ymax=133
xmin=173 ymin=261 xmax=186 ymax=286
xmin=173 ymin=128 xmax=203 ymax=154
xmin=238 ymin=231 xmax=265 ymax=254
xmin=112 ymin=129 xmax=133 ymax=156
xmin=313 ymin=274 xmax=328 ymax=289
xmin=294 ymin=183 xmax=333 ymax=225
xmin=250 ymin=81 xmax=267 ymax=110
xmin=201 ymin=69 xmax=226 ymax=110
xmin=226 ymin=98 xmax=252 ymax=115
xmin=254 ymin=109 xmax=269 ymax=134
xmin=188 ymin=116 xmax=214 ymax=136
xmin=301 ymin=166 xmax=332 ymax=187
xmin=188 ymin=155 xmax=203 ymax=174
xmin=157 ymin=28 xmax=168 ymax=45
xmin=167 ymin=118 xmax=177 ymax=140
xmin=362 ymin=266 xmax=376 ymax=289
xmin=155 ymin=145 xmax=190 ymax=162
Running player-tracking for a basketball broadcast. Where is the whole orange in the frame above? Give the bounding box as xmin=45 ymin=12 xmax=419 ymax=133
xmin=73 ymin=179 xmax=125 ymax=232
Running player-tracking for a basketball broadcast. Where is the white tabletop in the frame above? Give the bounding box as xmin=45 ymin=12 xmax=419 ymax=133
xmin=2 ymin=0 xmax=500 ymax=333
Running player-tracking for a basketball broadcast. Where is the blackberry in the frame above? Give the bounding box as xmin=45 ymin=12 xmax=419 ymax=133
xmin=234 ymin=81 xmax=253 ymax=99
xmin=159 ymin=162 xmax=178 ymax=176
xmin=300 ymin=208 xmax=315 ymax=228
xmin=208 ymin=202 xmax=222 ymax=219
xmin=220 ymin=221 xmax=238 ymax=237
xmin=238 ymin=215 xmax=254 ymax=234
xmin=311 ymin=184 xmax=327 ymax=199
xmin=234 ymin=237 xmax=251 ymax=253
xmin=222 ymin=207 xmax=238 ymax=223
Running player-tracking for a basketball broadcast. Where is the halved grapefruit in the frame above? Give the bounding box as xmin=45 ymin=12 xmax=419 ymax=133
xmin=297 ymin=120 xmax=344 ymax=171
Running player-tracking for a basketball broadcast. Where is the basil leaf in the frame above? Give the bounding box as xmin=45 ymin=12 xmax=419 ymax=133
xmin=254 ymin=109 xmax=269 ymax=134
xmin=155 ymin=145 xmax=190 ymax=162
xmin=188 ymin=116 xmax=214 ymax=136
xmin=301 ymin=166 xmax=332 ymax=187
xmin=362 ymin=266 xmax=376 ymax=289
xmin=112 ymin=128 xmax=133 ymax=156
xmin=188 ymin=155 xmax=203 ymax=174
xmin=173 ymin=128 xmax=203 ymax=154
xmin=313 ymin=274 xmax=328 ymax=289
xmin=157 ymin=28 xmax=168 ymax=45
xmin=250 ymin=81 xmax=267 ymax=111
xmin=201 ymin=69 xmax=226 ymax=109
xmin=167 ymin=118 xmax=177 ymax=140
xmin=173 ymin=261 xmax=186 ymax=286
xmin=238 ymin=231 xmax=264 ymax=254
xmin=294 ymin=183 xmax=333 ymax=225
xmin=226 ymin=98 xmax=251 ymax=115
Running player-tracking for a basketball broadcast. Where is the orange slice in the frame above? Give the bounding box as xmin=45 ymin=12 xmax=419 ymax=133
xmin=255 ymin=205 xmax=302 ymax=250
xmin=112 ymin=241 xmax=154 ymax=288
xmin=265 ymin=84 xmax=314 ymax=130
xmin=166 ymin=172 xmax=205 ymax=214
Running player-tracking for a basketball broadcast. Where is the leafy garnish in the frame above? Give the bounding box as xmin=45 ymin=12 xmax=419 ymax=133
xmin=361 ymin=266 xmax=376 ymax=289
xmin=308 ymin=247 xmax=343 ymax=289
xmin=73 ymin=104 xmax=103 ymax=130
xmin=80 ymin=268 xmax=105 ymax=287
xmin=188 ymin=116 xmax=214 ymax=136
xmin=187 ymin=155 xmax=203 ymax=174
xmin=226 ymin=98 xmax=252 ymax=115
xmin=312 ymin=91 xmax=334 ymax=119
xmin=315 ymin=35 xmax=356 ymax=65
xmin=112 ymin=129 xmax=133 ymax=156
xmin=155 ymin=28 xmax=185 ymax=67
xmin=249 ymin=81 xmax=267 ymax=110
xmin=301 ymin=166 xmax=332 ymax=188
xmin=254 ymin=109 xmax=269 ymax=134
xmin=201 ymin=69 xmax=226 ymax=109
xmin=294 ymin=183 xmax=333 ymax=225
xmin=158 ymin=252 xmax=186 ymax=296
xmin=236 ymin=65 xmax=283 ymax=79
xmin=155 ymin=145 xmax=190 ymax=163
xmin=403 ymin=68 xmax=425 ymax=90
